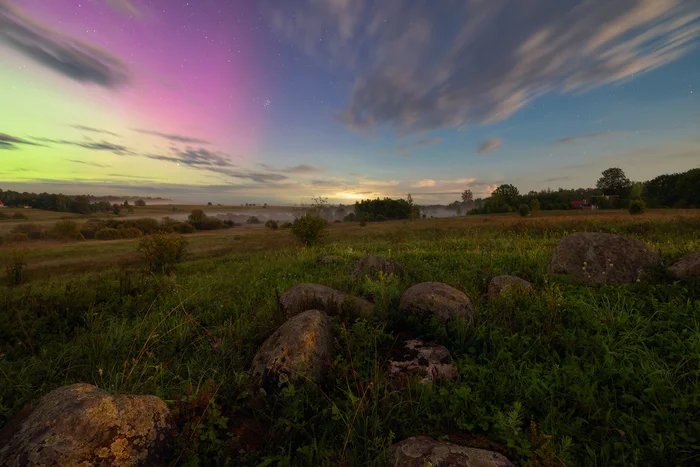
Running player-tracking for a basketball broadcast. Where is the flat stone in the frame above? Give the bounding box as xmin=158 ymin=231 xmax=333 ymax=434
xmin=400 ymin=282 xmax=475 ymax=323
xmin=387 ymin=339 xmax=458 ymax=385
xmin=279 ymin=283 xmax=374 ymax=318
xmin=317 ymin=255 xmax=342 ymax=265
xmin=389 ymin=436 xmax=514 ymax=467
xmin=548 ymin=232 xmax=659 ymax=285
xmin=487 ymin=275 xmax=532 ymax=300
xmin=668 ymin=250 xmax=700 ymax=279
xmin=251 ymin=310 xmax=333 ymax=392
xmin=352 ymin=254 xmax=406 ymax=278
xmin=0 ymin=383 xmax=174 ymax=467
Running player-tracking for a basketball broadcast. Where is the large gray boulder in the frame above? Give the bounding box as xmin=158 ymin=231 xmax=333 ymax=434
xmin=400 ymin=282 xmax=474 ymax=323
xmin=352 ymin=254 xmax=406 ymax=278
xmin=279 ymin=284 xmax=374 ymax=318
xmin=387 ymin=339 xmax=458 ymax=385
xmin=668 ymin=250 xmax=700 ymax=279
xmin=389 ymin=436 xmax=514 ymax=467
xmin=0 ymin=383 xmax=174 ymax=467
xmin=487 ymin=275 xmax=532 ymax=300
xmin=548 ymin=232 xmax=659 ymax=285
xmin=251 ymin=310 xmax=333 ymax=391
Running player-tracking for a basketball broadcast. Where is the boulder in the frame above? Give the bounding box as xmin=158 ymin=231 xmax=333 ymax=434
xmin=279 ymin=283 xmax=373 ymax=318
xmin=389 ymin=436 xmax=514 ymax=467
xmin=387 ymin=339 xmax=458 ymax=385
xmin=352 ymin=254 xmax=406 ymax=278
xmin=400 ymin=282 xmax=474 ymax=323
xmin=251 ymin=310 xmax=333 ymax=391
xmin=317 ymin=255 xmax=342 ymax=265
xmin=548 ymin=232 xmax=659 ymax=285
xmin=487 ymin=275 xmax=532 ymax=300
xmin=668 ymin=250 xmax=700 ymax=279
xmin=0 ymin=383 xmax=174 ymax=467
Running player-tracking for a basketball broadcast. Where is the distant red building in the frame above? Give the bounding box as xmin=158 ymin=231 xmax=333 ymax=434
xmin=0 ymin=200 xmax=5 ymax=208
xmin=571 ymin=199 xmax=594 ymax=210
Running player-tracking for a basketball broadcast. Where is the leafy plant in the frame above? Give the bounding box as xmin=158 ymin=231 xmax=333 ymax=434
xmin=137 ymin=232 xmax=189 ymax=273
xmin=95 ymin=227 xmax=121 ymax=240
xmin=4 ymin=249 xmax=27 ymax=286
xmin=518 ymin=204 xmax=531 ymax=217
xmin=265 ymin=219 xmax=279 ymax=230
xmin=628 ymin=199 xmax=646 ymax=215
xmin=290 ymin=213 xmax=327 ymax=246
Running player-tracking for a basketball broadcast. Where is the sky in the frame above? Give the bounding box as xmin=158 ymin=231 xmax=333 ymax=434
xmin=1 ymin=0 xmax=699 ymax=204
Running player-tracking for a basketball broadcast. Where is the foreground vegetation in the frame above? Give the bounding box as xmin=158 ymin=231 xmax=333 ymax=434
xmin=1 ymin=212 xmax=699 ymax=466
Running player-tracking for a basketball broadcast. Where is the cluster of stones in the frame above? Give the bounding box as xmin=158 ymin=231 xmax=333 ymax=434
xmin=3 ymin=239 xmax=697 ymax=466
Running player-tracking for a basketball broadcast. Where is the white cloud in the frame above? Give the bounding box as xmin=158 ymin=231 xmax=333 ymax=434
xmin=477 ymin=138 xmax=503 ymax=154
xmin=411 ymin=179 xmax=436 ymax=188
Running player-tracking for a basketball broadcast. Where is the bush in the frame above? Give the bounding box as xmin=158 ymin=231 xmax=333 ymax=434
xmin=135 ymin=199 xmax=146 ymax=207
xmin=280 ymin=222 xmax=293 ymax=229
xmin=95 ymin=227 xmax=121 ymax=240
xmin=12 ymin=223 xmax=44 ymax=239
xmin=375 ymin=214 xmax=388 ymax=222
xmin=6 ymin=232 xmax=29 ymax=243
xmin=529 ymin=199 xmax=540 ymax=217
xmin=172 ymin=222 xmax=197 ymax=234
xmin=290 ymin=213 xmax=327 ymax=246
xmin=629 ymin=199 xmax=647 ymax=215
xmin=12 ymin=212 xmax=27 ymax=220
xmin=137 ymin=233 xmax=188 ymax=273
xmin=130 ymin=218 xmax=160 ymax=235
xmin=51 ymin=220 xmax=83 ymax=240
xmin=343 ymin=213 xmax=357 ymax=222
xmin=246 ymin=216 xmax=261 ymax=224
xmin=265 ymin=219 xmax=279 ymax=230
xmin=119 ymin=227 xmax=144 ymax=239
xmin=360 ymin=220 xmax=367 ymax=227
xmin=80 ymin=229 xmax=95 ymax=240
xmin=4 ymin=249 xmax=27 ymax=286
xmin=519 ymin=204 xmax=531 ymax=217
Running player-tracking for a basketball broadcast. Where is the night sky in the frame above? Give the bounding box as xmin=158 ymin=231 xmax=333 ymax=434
xmin=1 ymin=0 xmax=699 ymax=204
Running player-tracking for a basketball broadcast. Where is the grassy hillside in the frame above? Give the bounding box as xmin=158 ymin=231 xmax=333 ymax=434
xmin=1 ymin=212 xmax=699 ymax=466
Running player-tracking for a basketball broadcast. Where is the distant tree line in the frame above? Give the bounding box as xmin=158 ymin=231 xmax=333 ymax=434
xmin=465 ymin=167 xmax=700 ymax=215
xmin=0 ymin=189 xmax=154 ymax=215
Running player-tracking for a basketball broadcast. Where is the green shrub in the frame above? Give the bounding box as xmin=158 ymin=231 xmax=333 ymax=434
xmin=629 ymin=199 xmax=646 ymax=215
xmin=11 ymin=223 xmax=44 ymax=239
xmin=529 ymin=199 xmax=540 ymax=216
xmin=95 ymin=227 xmax=121 ymax=240
xmin=246 ymin=216 xmax=261 ymax=224
xmin=343 ymin=212 xmax=357 ymax=222
xmin=137 ymin=233 xmax=188 ymax=273
xmin=51 ymin=220 xmax=83 ymax=240
xmin=265 ymin=219 xmax=279 ymax=230
xmin=518 ymin=204 xmax=531 ymax=217
xmin=80 ymin=229 xmax=95 ymax=240
xmin=291 ymin=213 xmax=327 ymax=246
xmin=118 ymin=227 xmax=144 ymax=239
xmin=4 ymin=249 xmax=27 ymax=286
xmin=173 ymin=222 xmax=197 ymax=234
xmin=280 ymin=221 xmax=293 ymax=229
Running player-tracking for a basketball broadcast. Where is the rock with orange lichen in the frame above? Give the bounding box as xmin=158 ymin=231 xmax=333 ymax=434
xmin=251 ymin=309 xmax=333 ymax=394
xmin=0 ymin=383 xmax=174 ymax=467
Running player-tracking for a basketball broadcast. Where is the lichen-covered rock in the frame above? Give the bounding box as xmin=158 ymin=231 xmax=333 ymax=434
xmin=487 ymin=275 xmax=532 ymax=300
xmin=387 ymin=339 xmax=458 ymax=385
xmin=400 ymin=282 xmax=474 ymax=323
xmin=251 ymin=310 xmax=332 ymax=392
xmin=0 ymin=383 xmax=174 ymax=467
xmin=389 ymin=436 xmax=514 ymax=467
xmin=668 ymin=250 xmax=700 ymax=279
xmin=352 ymin=254 xmax=406 ymax=278
xmin=548 ymin=232 xmax=659 ymax=285
xmin=279 ymin=283 xmax=373 ymax=318
xmin=317 ymin=255 xmax=341 ymax=265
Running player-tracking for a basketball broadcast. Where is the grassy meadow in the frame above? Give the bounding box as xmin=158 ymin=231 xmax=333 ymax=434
xmin=1 ymin=210 xmax=699 ymax=466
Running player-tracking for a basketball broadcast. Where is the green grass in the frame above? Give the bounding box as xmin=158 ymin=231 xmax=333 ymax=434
xmin=1 ymin=214 xmax=699 ymax=466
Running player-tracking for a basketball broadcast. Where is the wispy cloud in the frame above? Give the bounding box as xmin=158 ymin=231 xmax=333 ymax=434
xmin=104 ymin=0 xmax=142 ymax=17
xmin=1 ymin=132 xmax=46 ymax=150
xmin=556 ymin=131 xmax=631 ymax=145
xmin=271 ymin=0 xmax=700 ymax=134
xmin=71 ymin=125 xmax=121 ymax=138
xmin=33 ymin=137 xmax=131 ymax=155
xmin=134 ymin=129 xmax=210 ymax=145
xmin=477 ymin=138 xmax=502 ymax=154
xmin=399 ymin=137 xmax=444 ymax=152
xmin=68 ymin=159 xmax=111 ymax=168
xmin=0 ymin=0 xmax=130 ymax=87
xmin=411 ymin=179 xmax=437 ymax=188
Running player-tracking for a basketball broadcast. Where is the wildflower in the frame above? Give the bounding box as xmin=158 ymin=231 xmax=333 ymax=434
xmin=98 ymin=368 xmax=103 ymax=377
xmin=213 ymin=337 xmax=222 ymax=351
